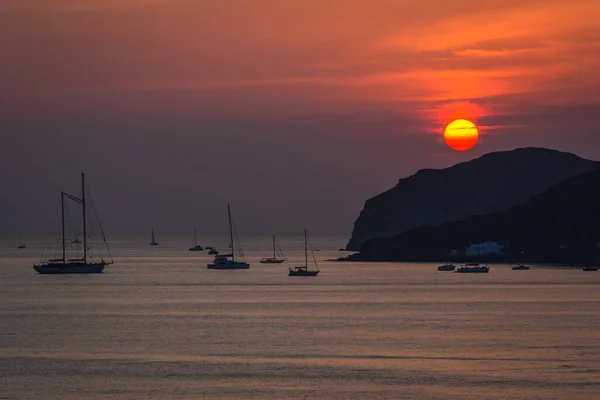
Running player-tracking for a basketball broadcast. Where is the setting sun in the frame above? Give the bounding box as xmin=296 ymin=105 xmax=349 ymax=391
xmin=444 ymin=119 xmax=479 ymax=151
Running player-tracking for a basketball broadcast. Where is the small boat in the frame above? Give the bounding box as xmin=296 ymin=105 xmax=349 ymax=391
xmin=205 ymin=246 xmax=214 ymax=250
xmin=289 ymin=230 xmax=319 ymax=277
xmin=71 ymin=238 xmax=82 ymax=244
xmin=456 ymin=263 xmax=490 ymax=273
xmin=17 ymin=230 xmax=26 ymax=249
xmin=512 ymin=265 xmax=530 ymax=270
xmin=582 ymin=267 xmax=598 ymax=271
xmin=207 ymin=204 xmax=250 ymax=270
xmin=188 ymin=228 xmax=203 ymax=251
xmin=150 ymin=228 xmax=158 ymax=246
xmin=260 ymin=235 xmax=286 ymax=264
xmin=208 ymin=249 xmax=219 ymax=255
xmin=437 ymin=263 xmax=456 ymax=271
xmin=33 ymin=172 xmax=113 ymax=274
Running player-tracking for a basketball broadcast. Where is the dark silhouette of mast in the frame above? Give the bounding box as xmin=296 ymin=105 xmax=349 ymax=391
xmin=304 ymin=229 xmax=308 ymax=267
xmin=228 ymin=203 xmax=234 ymax=261
xmin=61 ymin=191 xmax=66 ymax=262
xmin=82 ymin=172 xmax=87 ymax=263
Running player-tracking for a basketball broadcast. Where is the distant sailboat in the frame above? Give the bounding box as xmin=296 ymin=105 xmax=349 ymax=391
xmin=455 ymin=263 xmax=490 ymax=273
xmin=189 ymin=228 xmax=203 ymax=251
xmin=437 ymin=263 xmax=456 ymax=271
xmin=17 ymin=230 xmax=26 ymax=249
xmin=33 ymin=172 xmax=113 ymax=274
xmin=207 ymin=204 xmax=249 ymax=269
xmin=150 ymin=228 xmax=158 ymax=246
xmin=288 ymin=230 xmax=319 ymax=276
xmin=260 ymin=235 xmax=286 ymax=264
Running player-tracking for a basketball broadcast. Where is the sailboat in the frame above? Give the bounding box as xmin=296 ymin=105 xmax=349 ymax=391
xmin=17 ymin=230 xmax=26 ymax=249
xmin=189 ymin=228 xmax=203 ymax=251
xmin=33 ymin=172 xmax=113 ymax=274
xmin=455 ymin=263 xmax=490 ymax=273
xmin=288 ymin=230 xmax=319 ymax=276
xmin=150 ymin=228 xmax=158 ymax=246
xmin=207 ymin=204 xmax=250 ymax=269
xmin=260 ymin=235 xmax=286 ymax=263
xmin=437 ymin=262 xmax=456 ymax=271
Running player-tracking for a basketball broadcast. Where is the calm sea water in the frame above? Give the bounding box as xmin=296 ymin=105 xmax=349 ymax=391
xmin=1 ymin=234 xmax=599 ymax=399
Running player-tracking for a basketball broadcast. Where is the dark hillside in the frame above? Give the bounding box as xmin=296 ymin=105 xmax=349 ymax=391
xmin=345 ymin=167 xmax=600 ymax=264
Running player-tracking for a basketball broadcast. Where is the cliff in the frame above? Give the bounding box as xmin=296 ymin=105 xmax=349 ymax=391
xmin=346 ymin=147 xmax=600 ymax=250
xmin=344 ymin=166 xmax=600 ymax=264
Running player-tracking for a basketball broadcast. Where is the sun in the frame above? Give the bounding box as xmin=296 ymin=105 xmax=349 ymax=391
xmin=444 ymin=119 xmax=479 ymax=151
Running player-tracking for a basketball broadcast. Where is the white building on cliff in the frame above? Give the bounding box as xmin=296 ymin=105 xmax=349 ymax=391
xmin=465 ymin=242 xmax=504 ymax=256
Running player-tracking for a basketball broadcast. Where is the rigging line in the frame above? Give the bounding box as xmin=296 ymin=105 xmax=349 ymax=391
xmin=64 ymin=199 xmax=74 ymax=258
xmin=233 ymin=222 xmax=244 ymax=260
xmin=63 ymin=192 xmax=82 ymax=203
xmin=277 ymin=239 xmax=285 ymax=259
xmin=85 ymin=178 xmax=114 ymax=264
xmin=231 ymin=220 xmax=245 ymax=260
xmin=43 ymin=195 xmax=63 ymax=262
xmin=309 ymin=238 xmax=318 ymax=268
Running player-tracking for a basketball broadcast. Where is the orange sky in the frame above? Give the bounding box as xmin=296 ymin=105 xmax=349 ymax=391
xmin=2 ymin=0 xmax=600 ymax=234
xmin=2 ymin=0 xmax=599 ymax=126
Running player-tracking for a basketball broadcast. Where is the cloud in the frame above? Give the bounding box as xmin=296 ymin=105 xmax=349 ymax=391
xmin=1 ymin=0 xmax=599 ymax=127
xmin=379 ymin=0 xmax=599 ymax=52
xmin=363 ymin=0 xmax=600 ymax=129
xmin=0 ymin=0 xmax=168 ymax=12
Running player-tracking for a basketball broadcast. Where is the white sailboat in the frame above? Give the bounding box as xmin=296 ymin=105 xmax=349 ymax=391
xmin=288 ymin=230 xmax=319 ymax=276
xmin=33 ymin=172 xmax=113 ymax=274
xmin=150 ymin=228 xmax=158 ymax=246
xmin=207 ymin=204 xmax=250 ymax=269
xmin=189 ymin=228 xmax=203 ymax=251
xmin=260 ymin=235 xmax=286 ymax=263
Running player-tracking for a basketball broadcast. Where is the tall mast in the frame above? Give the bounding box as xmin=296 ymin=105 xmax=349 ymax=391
xmin=194 ymin=228 xmax=197 ymax=246
xmin=273 ymin=235 xmax=276 ymax=259
xmin=304 ymin=229 xmax=308 ymax=267
xmin=82 ymin=172 xmax=87 ymax=263
xmin=228 ymin=203 xmax=234 ymax=261
xmin=61 ymin=192 xmax=66 ymax=263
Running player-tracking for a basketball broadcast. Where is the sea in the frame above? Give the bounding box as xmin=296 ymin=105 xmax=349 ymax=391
xmin=1 ymin=234 xmax=599 ymax=400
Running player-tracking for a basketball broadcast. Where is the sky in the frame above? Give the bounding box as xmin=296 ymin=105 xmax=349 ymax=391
xmin=2 ymin=0 xmax=600 ymax=237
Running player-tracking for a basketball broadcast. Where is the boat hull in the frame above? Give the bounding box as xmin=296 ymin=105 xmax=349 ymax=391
xmin=259 ymin=259 xmax=285 ymax=264
xmin=456 ymin=267 xmax=490 ymax=273
xmin=189 ymin=247 xmax=203 ymax=251
xmin=582 ymin=267 xmax=598 ymax=271
xmin=33 ymin=262 xmax=105 ymax=274
xmin=207 ymin=261 xmax=250 ymax=270
xmin=437 ymin=265 xmax=456 ymax=271
xmin=512 ymin=266 xmax=530 ymax=270
xmin=289 ymin=270 xmax=319 ymax=276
